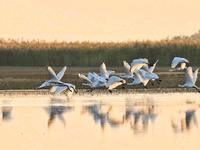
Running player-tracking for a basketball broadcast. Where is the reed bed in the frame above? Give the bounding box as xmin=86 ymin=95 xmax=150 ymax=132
xmin=0 ymin=38 xmax=200 ymax=67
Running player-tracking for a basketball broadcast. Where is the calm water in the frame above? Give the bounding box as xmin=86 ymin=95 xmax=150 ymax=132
xmin=0 ymin=93 xmax=200 ymax=150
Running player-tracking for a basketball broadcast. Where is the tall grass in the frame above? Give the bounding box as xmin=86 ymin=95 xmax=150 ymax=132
xmin=0 ymin=38 xmax=200 ymax=67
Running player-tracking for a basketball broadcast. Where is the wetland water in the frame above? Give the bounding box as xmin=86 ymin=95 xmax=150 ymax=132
xmin=0 ymin=93 xmax=200 ymax=150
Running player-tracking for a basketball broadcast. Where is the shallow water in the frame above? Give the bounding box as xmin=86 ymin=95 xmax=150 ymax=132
xmin=0 ymin=93 xmax=200 ymax=150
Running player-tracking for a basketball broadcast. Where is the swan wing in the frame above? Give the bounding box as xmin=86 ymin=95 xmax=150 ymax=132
xmin=185 ymin=67 xmax=194 ymax=84
xmin=57 ymin=66 xmax=67 ymax=80
xmin=91 ymin=79 xmax=99 ymax=88
xmin=108 ymin=82 xmax=123 ymax=90
xmin=87 ymin=72 xmax=95 ymax=81
xmin=171 ymin=57 xmax=189 ymax=68
xmin=130 ymin=59 xmax=148 ymax=73
xmin=46 ymin=66 xmax=59 ymax=80
xmin=123 ymin=61 xmax=132 ymax=74
xmin=49 ymin=86 xmax=58 ymax=93
xmin=54 ymin=86 xmax=68 ymax=96
xmin=107 ymin=76 xmax=125 ymax=87
xmin=193 ymin=68 xmax=199 ymax=84
xmin=78 ymin=73 xmax=93 ymax=83
xmin=107 ymin=70 xmax=115 ymax=76
xmin=150 ymin=60 xmax=159 ymax=72
xmin=99 ymin=62 xmax=108 ymax=79
xmin=133 ymin=71 xmax=144 ymax=84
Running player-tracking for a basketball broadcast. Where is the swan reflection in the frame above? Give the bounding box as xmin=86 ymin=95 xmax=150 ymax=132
xmin=171 ymin=103 xmax=199 ymax=133
xmin=45 ymin=98 xmax=75 ymax=128
xmin=2 ymin=106 xmax=13 ymax=121
xmin=82 ymin=104 xmax=112 ymax=131
xmin=82 ymin=100 xmax=158 ymax=134
xmin=125 ymin=101 xmax=159 ymax=134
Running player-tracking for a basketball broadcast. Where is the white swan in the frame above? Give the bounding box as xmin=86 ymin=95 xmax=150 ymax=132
xmin=130 ymin=58 xmax=152 ymax=74
xmin=126 ymin=71 xmax=146 ymax=87
xmin=38 ymin=66 xmax=77 ymax=95
xmin=54 ymin=83 xmax=76 ymax=99
xmin=78 ymin=72 xmax=107 ymax=88
xmin=178 ymin=66 xmax=200 ymax=93
xmin=169 ymin=57 xmax=189 ymax=71
xmin=139 ymin=60 xmax=161 ymax=86
xmin=38 ymin=66 xmax=66 ymax=89
xmin=99 ymin=62 xmax=115 ymax=80
xmin=107 ymin=76 xmax=126 ymax=92
xmin=119 ymin=61 xmax=134 ymax=79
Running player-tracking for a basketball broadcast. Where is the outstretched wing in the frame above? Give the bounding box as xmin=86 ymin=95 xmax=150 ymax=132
xmin=99 ymin=62 xmax=108 ymax=79
xmin=54 ymin=86 xmax=68 ymax=96
xmin=107 ymin=70 xmax=115 ymax=76
xmin=47 ymin=66 xmax=58 ymax=80
xmin=150 ymin=60 xmax=159 ymax=73
xmin=171 ymin=57 xmax=189 ymax=68
xmin=108 ymin=82 xmax=123 ymax=90
xmin=185 ymin=67 xmax=194 ymax=84
xmin=78 ymin=73 xmax=93 ymax=83
xmin=123 ymin=61 xmax=132 ymax=74
xmin=49 ymin=86 xmax=58 ymax=93
xmin=193 ymin=68 xmax=199 ymax=84
xmin=57 ymin=66 xmax=67 ymax=80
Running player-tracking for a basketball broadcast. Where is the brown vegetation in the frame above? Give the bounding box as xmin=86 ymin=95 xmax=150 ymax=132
xmin=0 ymin=38 xmax=200 ymax=67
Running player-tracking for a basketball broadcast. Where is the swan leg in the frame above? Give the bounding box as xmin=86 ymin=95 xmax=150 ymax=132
xmin=72 ymin=87 xmax=78 ymax=93
xmin=66 ymin=85 xmax=72 ymax=92
xmin=143 ymin=84 xmax=148 ymax=89
xmin=108 ymin=89 xmax=112 ymax=93
xmin=156 ymin=79 xmax=161 ymax=84
xmin=194 ymin=86 xmax=200 ymax=93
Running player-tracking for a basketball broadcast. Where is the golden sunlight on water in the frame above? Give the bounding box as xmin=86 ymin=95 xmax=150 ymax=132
xmin=0 ymin=93 xmax=199 ymax=150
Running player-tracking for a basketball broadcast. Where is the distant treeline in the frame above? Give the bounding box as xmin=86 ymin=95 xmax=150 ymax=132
xmin=0 ymin=38 xmax=200 ymax=67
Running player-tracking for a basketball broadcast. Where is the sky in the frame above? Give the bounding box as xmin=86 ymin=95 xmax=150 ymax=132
xmin=0 ymin=0 xmax=200 ymax=42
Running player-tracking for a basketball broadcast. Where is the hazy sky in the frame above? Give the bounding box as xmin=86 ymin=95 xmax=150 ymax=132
xmin=0 ymin=0 xmax=200 ymax=42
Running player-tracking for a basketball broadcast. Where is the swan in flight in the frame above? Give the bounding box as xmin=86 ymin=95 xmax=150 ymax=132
xmin=169 ymin=57 xmax=189 ymax=71
xmin=126 ymin=71 xmax=147 ymax=88
xmin=78 ymin=72 xmax=107 ymax=88
xmin=140 ymin=60 xmax=161 ymax=86
xmin=99 ymin=62 xmax=115 ymax=80
xmin=38 ymin=66 xmax=66 ymax=89
xmin=107 ymin=76 xmax=126 ymax=93
xmin=127 ymin=60 xmax=160 ymax=88
xmin=38 ymin=66 xmax=77 ymax=96
xmin=130 ymin=58 xmax=152 ymax=74
xmin=54 ymin=84 xmax=76 ymax=99
xmin=119 ymin=61 xmax=134 ymax=79
xmin=178 ymin=66 xmax=200 ymax=93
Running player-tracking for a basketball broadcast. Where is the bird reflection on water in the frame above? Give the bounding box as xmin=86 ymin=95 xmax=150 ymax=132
xmin=171 ymin=103 xmax=199 ymax=133
xmin=81 ymin=99 xmax=158 ymax=133
xmin=45 ymin=98 xmax=75 ymax=128
xmin=130 ymin=105 xmax=158 ymax=133
xmin=82 ymin=104 xmax=111 ymax=131
xmin=2 ymin=106 xmax=13 ymax=121
xmin=125 ymin=101 xmax=159 ymax=134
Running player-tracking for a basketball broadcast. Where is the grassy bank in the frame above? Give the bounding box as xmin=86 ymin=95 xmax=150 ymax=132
xmin=0 ymin=38 xmax=200 ymax=67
